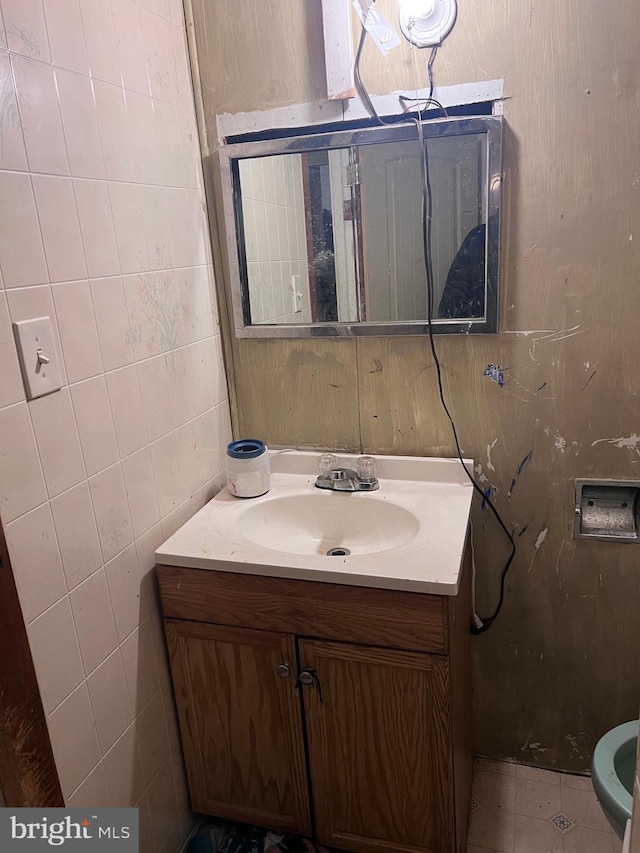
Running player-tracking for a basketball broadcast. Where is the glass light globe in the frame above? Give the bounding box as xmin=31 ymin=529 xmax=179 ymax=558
xmin=402 ymin=0 xmax=436 ymax=18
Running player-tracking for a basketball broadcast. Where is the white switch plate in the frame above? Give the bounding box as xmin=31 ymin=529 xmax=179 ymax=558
xmin=12 ymin=317 xmax=62 ymax=400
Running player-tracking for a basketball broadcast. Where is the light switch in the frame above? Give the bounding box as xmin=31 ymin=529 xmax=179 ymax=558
xmin=290 ymin=275 xmax=303 ymax=314
xmin=12 ymin=317 xmax=62 ymax=400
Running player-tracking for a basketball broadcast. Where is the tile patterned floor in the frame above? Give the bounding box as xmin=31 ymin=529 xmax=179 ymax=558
xmin=467 ymin=758 xmax=623 ymax=853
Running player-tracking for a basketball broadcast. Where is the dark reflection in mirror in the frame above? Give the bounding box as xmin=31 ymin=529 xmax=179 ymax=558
xmin=306 ymin=152 xmax=338 ymax=322
xmin=439 ymin=214 xmax=497 ymax=319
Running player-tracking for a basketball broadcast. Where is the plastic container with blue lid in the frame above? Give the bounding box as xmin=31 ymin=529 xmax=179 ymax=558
xmin=226 ymin=439 xmax=270 ymax=497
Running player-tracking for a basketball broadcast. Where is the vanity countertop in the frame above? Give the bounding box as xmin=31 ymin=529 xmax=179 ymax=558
xmin=155 ymin=451 xmax=474 ymax=595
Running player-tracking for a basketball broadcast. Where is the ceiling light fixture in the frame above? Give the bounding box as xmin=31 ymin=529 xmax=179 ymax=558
xmin=398 ymin=0 xmax=457 ymax=48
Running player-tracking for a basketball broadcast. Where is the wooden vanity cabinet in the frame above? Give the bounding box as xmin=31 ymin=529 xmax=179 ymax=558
xmin=164 ymin=621 xmax=311 ymax=834
xmin=157 ymin=552 xmax=472 ymax=853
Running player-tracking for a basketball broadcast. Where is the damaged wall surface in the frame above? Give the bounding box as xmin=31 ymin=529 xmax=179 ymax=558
xmin=189 ymin=0 xmax=640 ymax=770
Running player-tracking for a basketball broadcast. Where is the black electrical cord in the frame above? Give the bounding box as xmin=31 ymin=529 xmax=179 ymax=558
xmin=417 ymin=117 xmax=516 ymax=634
xmin=353 ymin=8 xmax=516 ymax=634
xmin=355 ymin=27 xmax=447 ymax=120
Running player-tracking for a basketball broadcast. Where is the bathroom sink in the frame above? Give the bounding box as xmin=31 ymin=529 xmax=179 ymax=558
xmin=156 ymin=450 xmax=474 ymax=595
xmin=237 ymin=493 xmax=420 ymax=556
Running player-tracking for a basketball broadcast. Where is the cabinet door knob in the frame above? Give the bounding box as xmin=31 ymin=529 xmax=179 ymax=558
xmin=276 ymin=662 xmax=291 ymax=678
xmin=297 ymin=669 xmax=323 ymax=703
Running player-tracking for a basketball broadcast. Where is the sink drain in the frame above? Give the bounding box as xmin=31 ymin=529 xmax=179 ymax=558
xmin=326 ymin=547 xmax=351 ymax=556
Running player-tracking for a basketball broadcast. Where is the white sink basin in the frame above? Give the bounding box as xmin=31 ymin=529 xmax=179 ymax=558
xmin=156 ymin=451 xmax=474 ymax=595
xmin=238 ymin=493 xmax=420 ymax=556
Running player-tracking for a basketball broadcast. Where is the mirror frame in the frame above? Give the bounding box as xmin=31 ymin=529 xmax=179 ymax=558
xmin=218 ymin=115 xmax=503 ymax=338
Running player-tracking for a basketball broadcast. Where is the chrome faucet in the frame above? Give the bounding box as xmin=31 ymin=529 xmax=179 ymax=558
xmin=315 ymin=454 xmax=379 ymax=492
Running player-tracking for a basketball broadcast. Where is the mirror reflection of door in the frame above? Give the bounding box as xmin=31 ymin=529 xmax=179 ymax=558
xmin=359 ymin=141 xmax=425 ymax=322
xmin=358 ymin=136 xmax=486 ymax=323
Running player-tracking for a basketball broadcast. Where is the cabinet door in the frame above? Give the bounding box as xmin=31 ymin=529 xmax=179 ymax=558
xmin=299 ymin=640 xmax=452 ymax=853
xmin=165 ymin=620 xmax=311 ymax=834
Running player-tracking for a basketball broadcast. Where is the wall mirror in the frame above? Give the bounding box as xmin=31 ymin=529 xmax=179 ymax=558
xmin=218 ymin=115 xmax=503 ymax=337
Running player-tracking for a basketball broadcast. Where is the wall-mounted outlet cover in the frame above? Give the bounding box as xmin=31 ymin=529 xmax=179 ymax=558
xmin=12 ymin=317 xmax=62 ymax=400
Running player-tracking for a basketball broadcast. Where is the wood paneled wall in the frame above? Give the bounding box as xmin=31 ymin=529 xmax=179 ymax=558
xmin=189 ymin=0 xmax=640 ymax=770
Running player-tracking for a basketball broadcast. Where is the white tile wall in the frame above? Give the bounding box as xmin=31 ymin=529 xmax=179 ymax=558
xmin=0 ymin=294 xmax=24 ymax=406
xmin=0 ymin=52 xmax=28 ymax=170
xmin=79 ymin=0 xmax=121 ymax=86
xmin=12 ymin=55 xmax=70 ymax=175
xmin=0 ymin=403 xmax=48 ymax=521
xmin=89 ymin=462 xmax=135 ymax=562
xmin=107 ymin=365 xmax=149 ymax=457
xmin=4 ymin=502 xmax=67 ymax=621
xmin=52 ymin=280 xmax=103 ymax=382
xmin=239 ymin=155 xmax=312 ymax=324
xmin=103 ymin=722 xmax=147 ymax=807
xmin=32 ymin=174 xmax=88 ymax=282
xmin=55 ymin=68 xmax=105 ymax=178
xmin=71 ymin=376 xmax=120 ymax=476
xmin=50 ymin=481 xmax=103 ymax=589
xmin=73 ymin=180 xmax=121 ymax=278
xmin=27 ymin=596 xmax=85 ymax=714
xmin=43 ymin=0 xmax=91 ymax=76
xmin=48 ymin=683 xmax=102 ymax=799
xmin=0 ymin=1 xmax=231 ymax=849
xmin=0 ymin=172 xmax=49 ymax=286
xmin=67 ymin=762 xmax=111 ymax=809
xmin=87 ymin=649 xmax=133 ymax=753
xmin=2 ymin=0 xmax=52 ymax=63
xmin=29 ymin=388 xmax=86 ymax=496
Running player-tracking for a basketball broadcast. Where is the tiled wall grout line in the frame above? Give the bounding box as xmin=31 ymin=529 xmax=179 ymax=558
xmin=0 ymin=263 xmax=219 ymax=294
xmin=0 ymin=162 xmax=203 ymax=190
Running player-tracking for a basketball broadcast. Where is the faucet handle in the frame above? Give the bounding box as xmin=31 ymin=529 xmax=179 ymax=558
xmin=357 ymin=456 xmax=377 ymax=482
xmin=318 ymin=453 xmax=339 ymax=476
